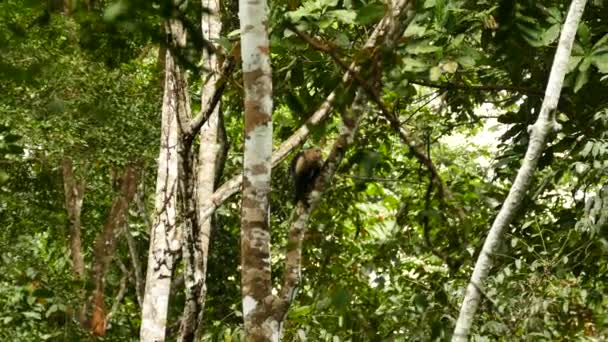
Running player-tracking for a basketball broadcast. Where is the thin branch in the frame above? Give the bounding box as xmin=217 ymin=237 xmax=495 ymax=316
xmin=105 ymin=260 xmax=129 ymax=328
xmin=186 ymin=55 xmax=237 ymax=139
xmin=452 ymin=0 xmax=588 ymax=339
xmin=125 ymin=222 xmax=144 ymax=307
xmin=409 ymin=80 xmax=544 ymax=97
xmin=278 ymin=0 xmax=416 ymax=322
xmin=290 ymin=25 xmax=463 ymax=219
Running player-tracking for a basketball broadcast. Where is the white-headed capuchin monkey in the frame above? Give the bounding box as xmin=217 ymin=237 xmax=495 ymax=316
xmin=290 ymin=147 xmax=323 ymax=206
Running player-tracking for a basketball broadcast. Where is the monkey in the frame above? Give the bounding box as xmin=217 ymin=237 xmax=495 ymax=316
xmin=290 ymin=147 xmax=323 ymax=206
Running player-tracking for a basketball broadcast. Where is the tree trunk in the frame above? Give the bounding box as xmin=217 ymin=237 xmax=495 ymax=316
xmin=140 ymin=19 xmax=185 ymax=342
xmin=61 ymin=157 xmax=87 ymax=325
xmin=238 ymin=0 xmax=274 ymax=338
xmin=61 ymin=158 xmax=86 ymax=280
xmin=452 ymin=0 xmax=588 ymax=340
xmin=90 ymin=165 xmax=140 ymax=336
xmin=177 ymin=0 xmax=225 ymax=340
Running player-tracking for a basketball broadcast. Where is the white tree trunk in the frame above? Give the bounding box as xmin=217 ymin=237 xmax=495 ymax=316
xmin=140 ymin=20 xmax=185 ymax=342
xmin=452 ymin=0 xmax=588 ymax=340
xmin=177 ymin=0 xmax=225 ymax=339
xmin=238 ymin=0 xmax=274 ymax=338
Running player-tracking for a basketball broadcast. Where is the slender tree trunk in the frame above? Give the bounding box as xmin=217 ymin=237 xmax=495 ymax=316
xmin=61 ymin=158 xmax=86 ymax=280
xmin=452 ymin=1 xmax=588 ymax=340
xmin=61 ymin=157 xmax=87 ymax=325
xmin=140 ymin=19 xmax=185 ymax=342
xmin=177 ymin=0 xmax=225 ymax=340
xmin=238 ymin=0 xmax=274 ymax=338
xmin=90 ymin=165 xmax=140 ymax=336
xmin=125 ymin=220 xmax=145 ymax=307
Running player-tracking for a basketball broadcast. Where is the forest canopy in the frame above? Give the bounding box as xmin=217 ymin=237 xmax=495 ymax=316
xmin=1 ymin=0 xmax=608 ymax=340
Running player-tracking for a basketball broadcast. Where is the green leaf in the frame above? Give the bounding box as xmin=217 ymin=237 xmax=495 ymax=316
xmin=579 ymin=56 xmax=592 ymax=72
xmin=32 ymin=288 xmax=53 ymax=298
xmin=326 ymin=10 xmax=357 ymax=25
xmin=545 ymin=7 xmax=563 ymax=24
xmin=574 ymin=67 xmax=590 ymax=93
xmin=0 ymin=171 xmax=9 ymax=184
xmin=429 ymin=66 xmax=441 ymax=81
xmin=539 ymin=24 xmax=561 ymax=46
xmin=567 ymin=56 xmax=583 ymax=73
xmin=3 ymin=134 xmax=20 ymax=143
xmin=401 ymin=57 xmax=429 ymax=72
xmin=22 ymin=311 xmax=42 ymax=320
xmin=580 ymin=141 xmax=593 ymax=157
xmin=355 ymin=4 xmax=385 ymax=25
xmin=403 ymin=23 xmax=426 ymax=38
xmin=591 ymin=53 xmax=608 ymax=73
xmin=577 ymin=22 xmax=591 ymax=46
xmin=405 ymin=40 xmax=442 ymax=54
xmin=412 ymin=294 xmax=428 ymax=312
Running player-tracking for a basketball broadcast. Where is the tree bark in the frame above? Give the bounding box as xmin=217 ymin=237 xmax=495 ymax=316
xmin=90 ymin=165 xmax=139 ymax=336
xmin=140 ymin=19 xmax=185 ymax=342
xmin=238 ymin=0 xmax=274 ymax=338
xmin=177 ymin=0 xmax=226 ymax=339
xmin=61 ymin=157 xmax=87 ymax=325
xmin=61 ymin=158 xmax=86 ymax=280
xmin=452 ymin=0 xmax=588 ymax=340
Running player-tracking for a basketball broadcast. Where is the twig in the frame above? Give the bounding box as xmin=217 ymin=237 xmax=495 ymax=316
xmin=409 ymin=80 xmax=544 ymax=97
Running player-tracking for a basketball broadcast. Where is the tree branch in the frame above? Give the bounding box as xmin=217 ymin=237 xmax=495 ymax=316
xmin=277 ymin=0 xmax=416 ymax=321
xmin=409 ymin=80 xmax=544 ymax=97
xmin=290 ymin=23 xmax=463 ymax=219
xmin=186 ymin=55 xmax=237 ymax=139
xmin=452 ymin=0 xmax=588 ymax=339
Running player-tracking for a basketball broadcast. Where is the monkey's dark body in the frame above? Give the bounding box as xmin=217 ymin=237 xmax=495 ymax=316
xmin=290 ymin=148 xmax=323 ymax=205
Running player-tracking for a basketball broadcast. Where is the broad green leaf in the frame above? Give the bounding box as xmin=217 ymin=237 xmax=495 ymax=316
xmin=539 ymin=24 xmax=561 ymax=46
xmin=319 ymin=0 xmax=339 ymax=7
xmin=326 ymin=10 xmax=357 ymax=25
xmin=580 ymin=141 xmax=593 ymax=157
xmin=401 ymin=57 xmax=429 ymax=72
xmin=403 ymin=23 xmax=427 ymax=38
xmin=405 ymin=40 xmax=442 ymax=54
xmin=574 ymin=68 xmax=590 ymax=93
xmin=429 ymin=66 xmax=441 ymax=81
xmin=579 ymin=56 xmax=592 ymax=72
xmin=3 ymin=134 xmax=20 ymax=143
xmin=577 ymin=22 xmax=591 ymax=46
xmin=440 ymin=60 xmax=458 ymax=73
xmin=591 ymin=53 xmax=608 ymax=73
xmin=567 ymin=56 xmax=583 ymax=73
xmin=545 ymin=7 xmax=563 ymax=24
xmin=0 ymin=171 xmax=9 ymax=184
xmin=22 ymin=311 xmax=41 ymax=320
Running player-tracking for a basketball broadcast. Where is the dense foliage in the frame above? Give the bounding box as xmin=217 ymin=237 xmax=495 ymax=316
xmin=1 ymin=0 xmax=607 ymax=340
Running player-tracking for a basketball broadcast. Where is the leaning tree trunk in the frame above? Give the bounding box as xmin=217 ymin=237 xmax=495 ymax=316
xmin=238 ymin=0 xmax=274 ymax=338
xmin=140 ymin=19 xmax=186 ymax=342
xmin=452 ymin=0 xmax=588 ymax=340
